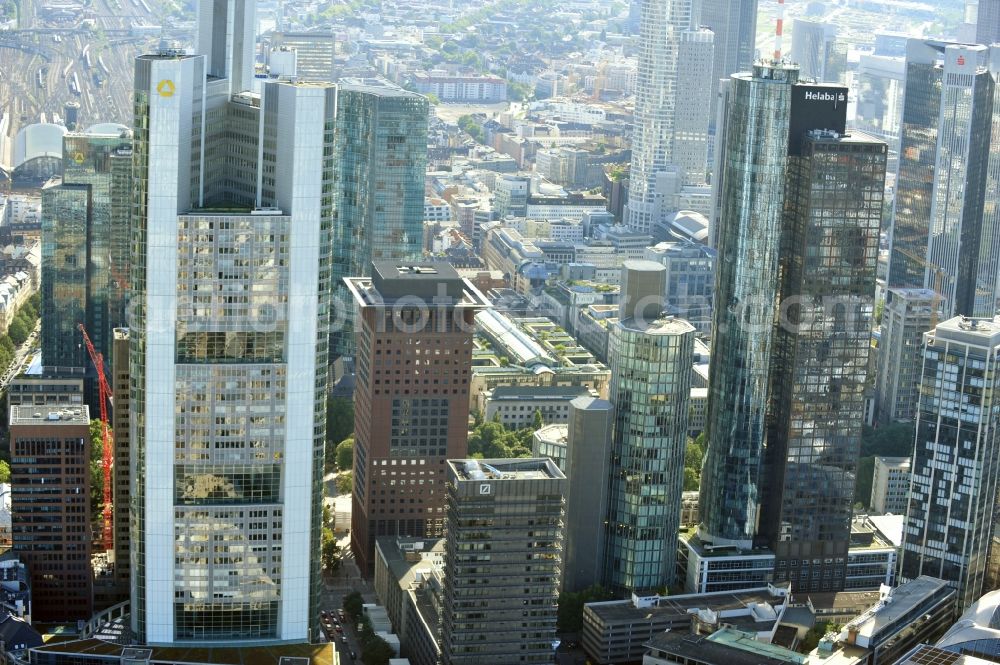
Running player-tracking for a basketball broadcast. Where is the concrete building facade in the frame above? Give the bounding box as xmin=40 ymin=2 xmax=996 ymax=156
xmin=440 ymin=458 xmax=566 ymax=665
xmin=900 ymin=316 xmax=1000 ymax=609
xmin=876 ymin=288 xmax=942 ymax=425
xmin=129 ymin=1 xmax=336 ymax=640
xmin=870 ymin=456 xmax=912 ymax=515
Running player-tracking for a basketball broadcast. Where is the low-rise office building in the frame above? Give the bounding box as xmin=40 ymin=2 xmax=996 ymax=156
xmin=642 ymin=626 xmax=867 ymax=665
xmin=835 ymin=576 xmax=956 ymax=664
xmin=532 ymin=424 xmax=568 ymax=469
xmin=483 ymin=385 xmax=596 ymax=429
xmin=6 ymin=375 xmax=83 ymax=408
xmin=471 ymin=310 xmax=610 ymax=408
xmin=846 ymin=516 xmax=899 ymax=590
xmin=680 ymin=516 xmax=900 ymax=595
xmin=582 ymin=585 xmax=791 ymax=665
xmin=373 ymin=537 xmax=446 ymax=640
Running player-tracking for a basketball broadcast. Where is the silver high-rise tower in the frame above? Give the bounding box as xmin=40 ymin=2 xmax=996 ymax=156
xmin=888 ymin=41 xmax=1000 ymax=318
xmin=604 ymin=261 xmax=694 ymax=594
xmin=624 ymin=0 xmax=695 ymax=233
xmin=130 ymin=0 xmax=333 ymax=643
xmin=701 ymin=0 xmax=759 ymax=140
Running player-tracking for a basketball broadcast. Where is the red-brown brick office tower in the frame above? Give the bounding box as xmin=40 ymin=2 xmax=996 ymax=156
xmin=345 ymin=262 xmax=489 ymax=575
xmin=9 ymin=405 xmax=94 ymax=621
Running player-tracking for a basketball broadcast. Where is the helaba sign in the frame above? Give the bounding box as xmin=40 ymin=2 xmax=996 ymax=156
xmin=803 ymin=90 xmax=847 ymax=103
xmin=788 ymin=85 xmax=848 ymax=156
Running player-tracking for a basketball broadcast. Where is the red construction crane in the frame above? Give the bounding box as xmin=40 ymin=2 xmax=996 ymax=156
xmin=78 ymin=323 xmax=114 ymax=553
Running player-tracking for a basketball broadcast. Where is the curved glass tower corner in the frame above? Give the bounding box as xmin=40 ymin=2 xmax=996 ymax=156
xmin=698 ymin=63 xmax=799 ymax=548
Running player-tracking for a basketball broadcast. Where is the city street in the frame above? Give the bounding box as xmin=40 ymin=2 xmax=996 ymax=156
xmin=321 ymin=540 xmax=376 ymax=664
xmin=0 ymin=320 xmax=39 ymax=390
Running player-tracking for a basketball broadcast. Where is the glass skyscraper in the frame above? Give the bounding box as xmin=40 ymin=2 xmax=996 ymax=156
xmin=331 ymin=79 xmax=428 ymax=357
xmin=41 ymin=130 xmax=132 ymax=373
xmin=900 ymin=316 xmax=1000 ymax=610
xmin=888 ymin=41 xmax=1000 ymax=318
xmin=624 ymin=0 xmax=695 ymax=232
xmin=979 ymin=0 xmax=1000 ymax=46
xmin=699 ymin=61 xmax=887 ymax=592
xmin=763 ymin=130 xmax=886 ymax=589
xmin=604 ymin=260 xmax=694 ymax=594
xmin=41 ymin=183 xmax=89 ymax=369
xmin=700 ymin=0 xmax=759 ymax=136
xmin=699 ymin=62 xmax=800 ymax=549
xmin=130 ymin=0 xmax=332 ymax=643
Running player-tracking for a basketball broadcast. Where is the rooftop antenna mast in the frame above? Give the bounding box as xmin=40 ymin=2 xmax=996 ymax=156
xmin=773 ymin=0 xmax=786 ymax=62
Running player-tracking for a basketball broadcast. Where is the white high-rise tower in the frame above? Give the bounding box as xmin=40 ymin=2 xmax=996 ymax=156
xmin=130 ymin=0 xmax=334 ymax=644
xmin=624 ymin=0 xmax=696 ymax=233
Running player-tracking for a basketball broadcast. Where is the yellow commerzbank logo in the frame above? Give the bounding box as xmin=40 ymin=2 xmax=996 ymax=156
xmin=156 ymin=79 xmax=175 ymax=97
xmin=72 ymin=152 xmax=85 ymax=164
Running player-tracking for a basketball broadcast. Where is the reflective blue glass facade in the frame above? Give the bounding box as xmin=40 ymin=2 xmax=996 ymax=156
xmin=699 ymin=63 xmax=798 ymax=548
xmin=604 ymin=316 xmax=694 ymax=594
xmin=331 ymin=80 xmax=428 ymax=357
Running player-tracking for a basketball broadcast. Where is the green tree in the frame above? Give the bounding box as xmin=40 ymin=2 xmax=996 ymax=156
xmin=685 ymin=436 xmax=704 ymax=470
xmin=323 ymin=503 xmax=332 ymax=526
xmin=325 ymin=397 xmax=354 ymax=471
xmin=682 ymin=435 xmax=705 ymax=491
xmin=800 ymin=622 xmax=838 ymax=653
xmin=557 ymin=585 xmax=614 ymax=632
xmin=336 ymin=471 xmax=353 ymax=495
xmin=468 ymin=418 xmax=536 ymax=459
xmin=89 ymin=419 xmax=106 ymax=521
xmin=7 ymin=318 xmax=27 ymax=346
xmin=468 ymin=420 xmax=512 ymax=458
xmin=361 ymin=637 xmax=395 ymax=665
xmin=860 ymin=423 xmax=914 ymax=458
xmin=343 ymin=591 xmax=364 ymax=622
xmin=321 ymin=526 xmax=341 ymax=573
xmin=336 ymin=436 xmax=354 ymax=471
xmin=508 ymin=81 xmax=533 ymax=102
xmin=683 ymin=466 xmax=699 ymax=492
xmin=532 ymin=409 xmax=543 ymax=431
xmin=19 ymin=301 xmax=36 ymax=321
xmin=327 ymin=397 xmax=354 ymax=445
xmin=0 ymin=460 xmax=10 ymax=483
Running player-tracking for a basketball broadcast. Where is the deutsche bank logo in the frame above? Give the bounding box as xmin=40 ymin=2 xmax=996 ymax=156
xmin=479 ymin=483 xmax=492 ymax=495
xmin=804 ymin=90 xmax=847 ymax=103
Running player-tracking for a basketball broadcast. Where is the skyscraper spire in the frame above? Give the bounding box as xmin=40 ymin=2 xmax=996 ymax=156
xmin=773 ymin=0 xmax=786 ymax=61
